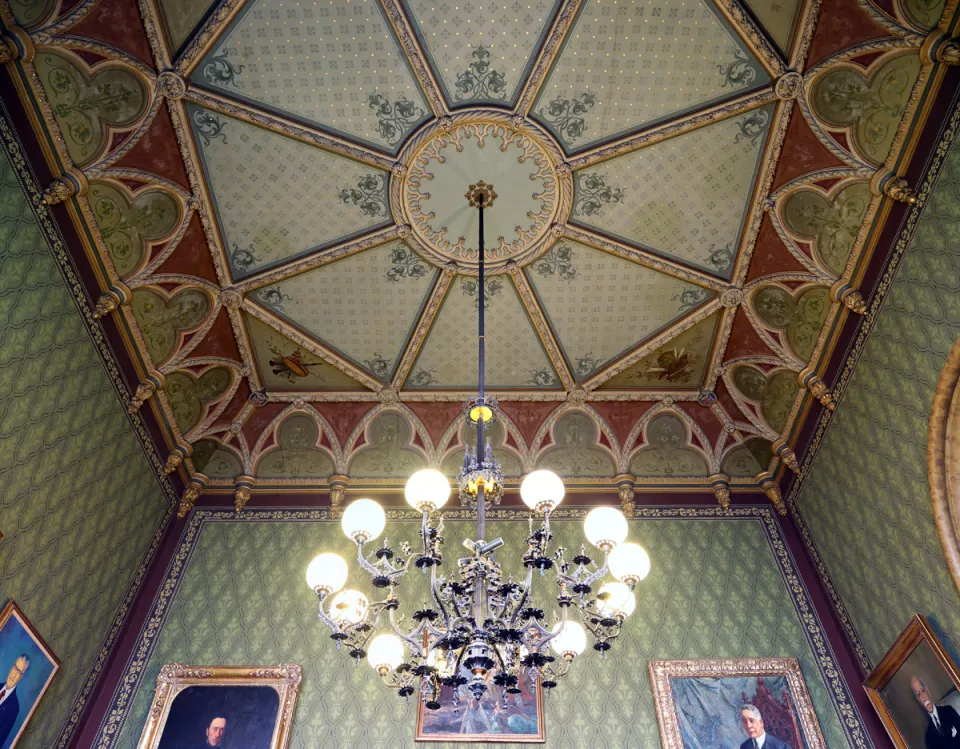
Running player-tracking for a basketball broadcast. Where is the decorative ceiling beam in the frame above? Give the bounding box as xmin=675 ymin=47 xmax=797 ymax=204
xmin=789 ymin=0 xmax=822 ymax=71
xmin=567 ymin=88 xmax=777 ymax=170
xmin=559 ymin=225 xmax=729 ymax=291
xmin=391 ymin=268 xmax=455 ymax=389
xmin=515 ymin=0 xmax=586 ymax=116
xmin=184 ymin=88 xmax=396 ymax=170
xmin=233 ymin=226 xmax=405 ymax=293
xmin=713 ymin=0 xmax=787 ymax=77
xmin=137 ymin=0 xmax=174 ymax=71
xmin=379 ymin=0 xmax=448 ymax=116
xmin=701 ymin=301 xmax=739 ymax=395
xmin=176 ymin=0 xmax=247 ymax=76
xmin=509 ymin=265 xmax=575 ymax=391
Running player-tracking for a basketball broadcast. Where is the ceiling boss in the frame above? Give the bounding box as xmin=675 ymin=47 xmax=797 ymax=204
xmin=306 ymin=180 xmax=651 ymax=711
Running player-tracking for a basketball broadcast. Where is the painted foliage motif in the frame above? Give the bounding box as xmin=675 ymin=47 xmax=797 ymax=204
xmin=631 ymin=413 xmax=709 ymax=477
xmin=257 ymin=415 xmax=334 ymax=478
xmin=781 ymin=182 xmax=871 ymax=276
xmin=752 ymin=286 xmax=830 ymax=361
xmin=131 ymin=288 xmax=210 ymax=366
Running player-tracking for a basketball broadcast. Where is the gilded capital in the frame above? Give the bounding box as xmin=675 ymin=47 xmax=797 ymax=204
xmin=128 ymin=381 xmax=157 ymax=414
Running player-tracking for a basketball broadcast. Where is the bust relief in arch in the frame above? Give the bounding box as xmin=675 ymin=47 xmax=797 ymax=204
xmin=348 ymin=412 xmax=425 ymax=478
xmin=257 ymin=414 xmax=334 ymax=478
xmin=631 ymin=413 xmax=709 ymax=478
xmin=537 ymin=412 xmax=615 ymax=478
xmin=929 ymin=335 xmax=960 ymax=594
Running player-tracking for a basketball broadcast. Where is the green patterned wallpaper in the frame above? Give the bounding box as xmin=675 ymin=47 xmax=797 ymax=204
xmin=0 ymin=145 xmax=169 ymax=746
xmin=796 ymin=134 xmax=960 ymax=664
xmin=111 ymin=515 xmax=853 ymax=748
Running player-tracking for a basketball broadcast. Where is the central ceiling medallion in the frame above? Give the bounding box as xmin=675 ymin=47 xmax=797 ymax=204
xmin=395 ymin=111 xmax=570 ymax=273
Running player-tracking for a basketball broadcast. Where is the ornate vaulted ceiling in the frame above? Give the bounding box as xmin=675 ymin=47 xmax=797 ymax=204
xmin=1 ymin=0 xmax=955 ymax=514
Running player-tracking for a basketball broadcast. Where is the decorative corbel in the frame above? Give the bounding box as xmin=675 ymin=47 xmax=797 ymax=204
xmin=921 ymin=30 xmax=960 ymax=66
xmin=772 ymin=439 xmax=800 ymax=473
xmin=798 ymin=367 xmax=835 ymax=411
xmin=871 ymin=170 xmax=918 ymax=205
xmin=177 ymin=476 xmax=206 ymax=518
xmin=127 ymin=371 xmax=164 ymax=414
xmin=757 ymin=472 xmax=786 ymax=515
xmin=830 ymin=280 xmax=868 ymax=315
xmin=92 ymin=281 xmax=131 ymax=319
xmin=615 ymin=474 xmax=636 ymax=518
xmin=41 ymin=167 xmax=88 ymax=206
xmin=234 ymin=475 xmax=255 ymax=513
xmin=164 ymin=443 xmax=191 ymax=474
xmin=328 ymin=475 xmax=348 ymax=518
xmin=709 ymin=473 xmax=731 ymax=510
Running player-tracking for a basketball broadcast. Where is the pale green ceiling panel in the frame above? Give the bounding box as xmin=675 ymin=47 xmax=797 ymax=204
xmin=158 ymin=0 xmax=217 ymax=52
xmin=252 ymin=242 xmax=438 ymax=381
xmin=191 ymin=0 xmax=430 ymax=152
xmin=532 ymin=0 xmax=769 ymax=152
xmin=743 ymin=0 xmax=802 ymax=53
xmin=570 ymin=105 xmax=774 ymax=278
xmin=409 ymin=277 xmax=560 ymax=388
xmin=403 ymin=0 xmax=562 ymax=107
xmin=526 ymin=241 xmax=713 ymax=380
xmin=188 ymin=105 xmax=391 ymax=280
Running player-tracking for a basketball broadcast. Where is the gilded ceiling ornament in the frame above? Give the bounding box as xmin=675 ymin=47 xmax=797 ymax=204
xmin=219 ymin=289 xmax=242 ymax=309
xmin=721 ymin=288 xmax=744 ymax=307
xmin=248 ymin=389 xmax=268 ymax=407
xmin=128 ymin=380 xmax=157 ymax=414
xmin=93 ymin=292 xmax=120 ymax=319
xmin=367 ymin=93 xmax=425 ymax=146
xmin=465 ymin=179 xmax=498 ymax=208
xmin=800 ymin=371 xmax=836 ymax=411
xmin=41 ymin=177 xmax=74 ymax=205
xmin=454 ymin=46 xmax=508 ymax=101
xmin=533 ymin=244 xmax=576 ymax=281
xmin=192 ymin=109 xmax=228 ymax=147
xmin=378 ymin=387 xmax=400 ymax=405
xmin=200 ymin=49 xmax=245 ymax=89
xmin=733 ymin=109 xmax=770 ymax=147
xmin=177 ymin=480 xmax=203 ymax=518
xmin=773 ymin=439 xmax=801 ymax=473
xmin=698 ymin=389 xmax=718 ymax=406
xmin=163 ymin=445 xmax=189 ymax=475
xmin=156 ymin=70 xmax=186 ymax=100
xmin=234 ymin=479 xmax=253 ymax=513
xmin=0 ymin=34 xmax=19 ymax=65
xmin=538 ymin=91 xmax=597 ymax=144
xmin=759 ymin=475 xmax=786 ymax=515
xmin=662 ymin=396 xmax=675 ymax=407
xmin=882 ymin=175 xmax=919 ymax=203
xmin=836 ymin=287 xmax=867 ymax=314
xmin=718 ymin=45 xmax=759 ymax=88
xmin=339 ymin=174 xmax=387 ymax=218
xmin=566 ymin=387 xmax=588 ymax=406
xmin=774 ymin=71 xmax=803 ymax=100
xmin=572 ymin=173 xmax=624 ymax=217
xmin=617 ymin=481 xmax=636 ymax=518
xmin=709 ymin=474 xmax=731 ymax=509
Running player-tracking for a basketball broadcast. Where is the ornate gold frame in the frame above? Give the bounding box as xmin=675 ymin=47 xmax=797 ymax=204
xmin=863 ymin=614 xmax=960 ymax=749
xmin=136 ymin=663 xmax=303 ymax=749
xmin=648 ymin=657 xmax=827 ymax=749
xmin=929 ymin=336 xmax=960 ymax=595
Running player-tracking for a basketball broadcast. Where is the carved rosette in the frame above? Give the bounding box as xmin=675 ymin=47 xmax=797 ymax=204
xmin=219 ymin=289 xmax=243 ymax=309
xmin=774 ymin=71 xmax=803 ymax=100
xmin=156 ymin=71 xmax=187 ymax=100
xmin=721 ymin=288 xmax=744 ymax=307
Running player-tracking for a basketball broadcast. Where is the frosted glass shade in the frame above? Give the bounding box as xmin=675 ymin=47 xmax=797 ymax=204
xmin=597 ymin=581 xmax=636 ymax=618
xmin=405 ymin=469 xmax=450 ymax=512
xmin=305 ymin=552 xmax=348 ymax=594
xmin=367 ymin=633 xmax=404 ymax=673
xmin=330 ymin=589 xmax=368 ymax=625
xmin=550 ymin=620 xmax=587 ymax=658
xmin=341 ymin=498 xmax=386 ymax=543
xmin=608 ymin=542 xmax=651 ymax=585
xmin=520 ymin=470 xmax=565 ymax=513
xmin=584 ymin=506 xmax=628 ymax=551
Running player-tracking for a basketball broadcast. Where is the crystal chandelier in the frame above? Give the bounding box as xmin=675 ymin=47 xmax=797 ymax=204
xmin=305 ymin=180 xmax=651 ymax=709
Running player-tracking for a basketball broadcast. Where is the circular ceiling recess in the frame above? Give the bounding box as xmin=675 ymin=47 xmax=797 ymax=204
xmin=395 ymin=111 xmax=570 ymax=274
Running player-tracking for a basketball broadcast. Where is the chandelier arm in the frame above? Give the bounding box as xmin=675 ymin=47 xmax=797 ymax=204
xmin=533 ymin=604 xmax=568 ymax=655
xmin=507 ymin=565 xmax=536 ymax=627
xmin=429 ymin=564 xmax=453 ymax=631
xmin=388 ymin=608 xmax=427 ymax=657
xmin=315 ymin=593 xmax=343 ymax=635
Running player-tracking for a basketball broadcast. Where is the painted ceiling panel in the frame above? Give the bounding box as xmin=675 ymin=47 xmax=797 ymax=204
xmin=526 ymin=241 xmax=714 ymax=380
xmin=158 ymin=0 xmax=217 ymax=52
xmin=570 ymin=105 xmax=774 ymax=278
xmin=532 ymin=0 xmax=769 ymax=152
xmin=743 ymin=0 xmax=802 ymax=53
xmin=245 ymin=314 xmax=370 ymax=390
xmin=597 ymin=311 xmax=720 ymax=389
xmin=192 ymin=0 xmax=430 ymax=151
xmin=188 ymin=105 xmax=391 ymax=279
xmin=403 ymin=0 xmax=562 ymax=107
xmin=251 ymin=242 xmax=438 ymax=381
xmin=409 ymin=276 xmax=560 ymax=388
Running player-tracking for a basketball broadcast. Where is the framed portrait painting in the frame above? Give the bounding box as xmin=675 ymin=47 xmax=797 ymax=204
xmin=137 ymin=664 xmax=302 ymax=749
xmin=864 ymin=614 xmax=960 ymax=749
xmin=415 ymin=659 xmax=545 ymax=743
xmin=0 ymin=600 xmax=60 ymax=749
xmin=649 ymin=657 xmax=827 ymax=749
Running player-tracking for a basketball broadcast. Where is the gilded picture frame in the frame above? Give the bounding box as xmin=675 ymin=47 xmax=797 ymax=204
xmin=864 ymin=614 xmax=960 ymax=749
xmin=0 ymin=599 xmax=60 ymax=749
xmin=649 ymin=657 xmax=827 ymax=749
xmin=137 ymin=664 xmax=302 ymax=749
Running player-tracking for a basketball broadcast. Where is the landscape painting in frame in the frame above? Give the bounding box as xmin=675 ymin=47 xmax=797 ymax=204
xmin=864 ymin=614 xmax=960 ymax=749
xmin=415 ymin=655 xmax=545 ymax=743
xmin=0 ymin=600 xmax=59 ymax=749
xmin=649 ymin=657 xmax=826 ymax=749
xmin=137 ymin=664 xmax=302 ymax=749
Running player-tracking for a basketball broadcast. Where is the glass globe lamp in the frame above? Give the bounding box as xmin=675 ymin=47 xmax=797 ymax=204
xmin=520 ymin=470 xmax=565 ymax=513
xmin=596 ymin=581 xmax=636 ymax=619
xmin=405 ymin=469 xmax=450 ymax=513
xmin=341 ymin=498 xmax=386 ymax=543
xmin=330 ymin=589 xmax=369 ymax=625
xmin=583 ymin=506 xmax=628 ymax=552
xmin=608 ymin=542 xmax=651 ymax=586
xmin=367 ymin=633 xmax=404 ymax=675
xmin=305 ymin=552 xmax=348 ymax=596
xmin=550 ymin=620 xmax=587 ymax=659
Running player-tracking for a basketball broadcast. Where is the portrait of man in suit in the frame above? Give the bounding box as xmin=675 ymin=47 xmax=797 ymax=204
xmin=190 ymin=715 xmax=226 ymax=749
xmin=911 ymin=676 xmax=960 ymax=748
xmin=0 ymin=654 xmax=29 ymax=747
xmin=739 ymin=704 xmax=792 ymax=749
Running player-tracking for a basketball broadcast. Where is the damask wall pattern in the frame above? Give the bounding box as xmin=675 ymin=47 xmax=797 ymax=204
xmin=0 ymin=147 xmax=169 ymax=747
xmin=106 ymin=512 xmax=857 ymax=748
xmin=796 ymin=133 xmax=960 ymax=664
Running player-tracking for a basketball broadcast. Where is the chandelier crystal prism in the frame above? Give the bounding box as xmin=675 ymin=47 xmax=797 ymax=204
xmin=306 ymin=180 xmax=651 ymax=711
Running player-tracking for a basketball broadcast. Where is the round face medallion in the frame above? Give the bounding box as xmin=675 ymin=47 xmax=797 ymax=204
xmin=395 ymin=112 xmax=567 ymax=273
